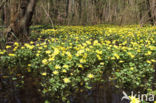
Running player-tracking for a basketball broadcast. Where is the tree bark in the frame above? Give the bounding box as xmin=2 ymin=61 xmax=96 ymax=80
xmin=0 ymin=0 xmax=8 ymax=10
xmin=6 ymin=0 xmax=38 ymax=40
xmin=146 ymin=0 xmax=155 ymax=25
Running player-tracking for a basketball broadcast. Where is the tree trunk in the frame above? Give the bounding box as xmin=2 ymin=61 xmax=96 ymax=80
xmin=6 ymin=0 xmax=38 ymax=40
xmin=146 ymin=0 xmax=154 ymax=25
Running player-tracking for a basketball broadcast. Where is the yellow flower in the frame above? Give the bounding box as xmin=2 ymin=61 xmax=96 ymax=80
xmin=149 ymin=46 xmax=156 ymax=50
xmin=105 ymin=40 xmax=111 ymax=44
xmin=46 ymin=50 xmax=51 ymax=54
xmin=48 ymin=57 xmax=54 ymax=61
xmin=86 ymin=40 xmax=91 ymax=45
xmin=21 ymin=46 xmax=24 ymax=49
xmin=111 ymin=57 xmax=115 ymax=60
xmin=78 ymin=64 xmax=83 ymax=68
xmin=137 ymin=49 xmax=141 ymax=52
xmin=119 ymin=60 xmax=124 ymax=63
xmin=39 ymin=47 xmax=43 ymax=50
xmin=62 ymin=69 xmax=67 ymax=73
xmin=151 ymin=59 xmax=156 ymax=62
xmin=41 ymin=72 xmax=47 ymax=76
xmin=53 ymin=70 xmax=59 ymax=75
xmin=14 ymin=42 xmax=19 ymax=46
xmin=6 ymin=45 xmax=11 ymax=49
xmin=145 ymin=51 xmax=152 ymax=56
xmin=28 ymin=64 xmax=31 ymax=67
xmin=96 ymin=50 xmax=102 ymax=54
xmin=130 ymin=67 xmax=134 ymax=71
xmin=146 ymin=60 xmax=151 ymax=64
xmin=63 ymin=78 xmax=70 ymax=83
xmin=66 ymin=51 xmax=72 ymax=59
xmin=76 ymin=49 xmax=84 ymax=56
xmin=87 ymin=73 xmax=94 ymax=79
xmin=42 ymin=59 xmax=48 ymax=64
xmin=93 ymin=40 xmax=99 ymax=46
xmin=36 ymin=53 xmax=40 ymax=56
xmin=9 ymin=53 xmax=15 ymax=57
xmin=0 ymin=51 xmax=5 ymax=55
xmin=44 ymin=45 xmax=47 ymax=48
xmin=55 ymin=65 xmax=61 ymax=69
xmin=80 ymin=59 xmax=86 ymax=63
xmin=63 ymin=64 xmax=69 ymax=69
xmin=27 ymin=68 xmax=31 ymax=72
xmin=100 ymin=62 xmax=104 ymax=65
xmin=129 ymin=96 xmax=140 ymax=103
xmin=97 ymin=55 xmax=102 ymax=60
xmin=13 ymin=47 xmax=17 ymax=51
xmin=30 ymin=41 xmax=34 ymax=44
xmin=24 ymin=43 xmax=34 ymax=49
xmin=127 ymin=52 xmax=135 ymax=58
xmin=114 ymin=53 xmax=120 ymax=59
xmin=83 ymin=53 xmax=87 ymax=59
xmin=53 ymin=48 xmax=60 ymax=55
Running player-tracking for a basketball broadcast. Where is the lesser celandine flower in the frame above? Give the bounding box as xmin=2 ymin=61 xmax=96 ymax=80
xmin=53 ymin=70 xmax=59 ymax=75
xmin=63 ymin=78 xmax=70 ymax=83
xmin=28 ymin=64 xmax=31 ymax=67
xmin=114 ymin=53 xmax=120 ymax=59
xmin=119 ymin=60 xmax=124 ymax=63
xmin=30 ymin=41 xmax=34 ymax=44
xmin=97 ymin=55 xmax=102 ymax=60
xmin=86 ymin=40 xmax=91 ymax=45
xmin=42 ymin=72 xmax=47 ymax=76
xmin=127 ymin=52 xmax=135 ymax=58
xmin=42 ymin=59 xmax=48 ymax=64
xmin=87 ymin=73 xmax=94 ymax=79
xmin=151 ymin=59 xmax=156 ymax=62
xmin=63 ymin=64 xmax=69 ymax=69
xmin=100 ymin=62 xmax=104 ymax=65
xmin=62 ymin=69 xmax=67 ymax=73
xmin=96 ymin=50 xmax=102 ymax=54
xmin=146 ymin=60 xmax=151 ymax=64
xmin=0 ymin=51 xmax=4 ymax=54
xmin=53 ymin=48 xmax=60 ymax=55
xmin=6 ymin=45 xmax=11 ymax=49
xmin=93 ymin=40 xmax=99 ymax=46
xmin=55 ymin=65 xmax=61 ymax=69
xmin=145 ymin=51 xmax=152 ymax=56
xmin=9 ymin=53 xmax=15 ymax=57
xmin=46 ymin=50 xmax=51 ymax=54
xmin=48 ymin=57 xmax=54 ymax=61
xmin=130 ymin=67 xmax=134 ymax=71
xmin=129 ymin=96 xmax=140 ymax=103
xmin=14 ymin=42 xmax=19 ymax=46
xmin=80 ymin=59 xmax=86 ymax=63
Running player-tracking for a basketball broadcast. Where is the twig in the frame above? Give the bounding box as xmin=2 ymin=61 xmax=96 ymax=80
xmin=41 ymin=4 xmax=54 ymax=28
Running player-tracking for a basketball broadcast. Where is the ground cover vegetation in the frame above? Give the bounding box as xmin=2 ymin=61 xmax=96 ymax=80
xmin=0 ymin=25 xmax=156 ymax=103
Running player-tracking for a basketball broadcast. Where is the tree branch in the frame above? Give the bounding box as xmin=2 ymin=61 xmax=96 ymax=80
xmin=0 ymin=0 xmax=7 ymax=10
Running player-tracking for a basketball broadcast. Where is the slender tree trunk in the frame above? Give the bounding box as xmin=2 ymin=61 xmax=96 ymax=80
xmin=151 ymin=0 xmax=156 ymax=25
xmin=78 ymin=0 xmax=82 ymax=23
xmin=146 ymin=0 xmax=154 ymax=25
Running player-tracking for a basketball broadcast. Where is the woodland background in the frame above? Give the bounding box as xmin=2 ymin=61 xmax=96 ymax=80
xmin=0 ymin=0 xmax=156 ymax=26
